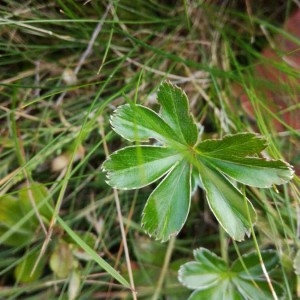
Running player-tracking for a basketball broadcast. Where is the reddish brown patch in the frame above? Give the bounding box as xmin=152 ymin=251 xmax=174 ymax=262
xmin=237 ymin=9 xmax=300 ymax=131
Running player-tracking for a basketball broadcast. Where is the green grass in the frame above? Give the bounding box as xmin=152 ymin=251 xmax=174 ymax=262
xmin=0 ymin=1 xmax=299 ymax=299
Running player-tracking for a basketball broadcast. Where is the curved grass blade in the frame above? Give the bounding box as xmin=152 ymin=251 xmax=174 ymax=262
xmin=232 ymin=278 xmax=283 ymax=300
xmin=58 ymin=217 xmax=131 ymax=288
xmin=231 ymin=250 xmax=279 ymax=278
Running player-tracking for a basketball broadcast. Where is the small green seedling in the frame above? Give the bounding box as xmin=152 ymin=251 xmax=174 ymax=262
xmin=178 ymin=247 xmax=283 ymax=299
xmin=102 ymin=81 xmax=294 ymax=242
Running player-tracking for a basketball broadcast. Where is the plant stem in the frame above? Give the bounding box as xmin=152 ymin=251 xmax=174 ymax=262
xmin=100 ymin=119 xmax=137 ymax=300
xmin=152 ymin=235 xmax=176 ymax=300
xmin=243 ymin=187 xmax=278 ymax=300
xmin=219 ymin=226 xmax=228 ymax=264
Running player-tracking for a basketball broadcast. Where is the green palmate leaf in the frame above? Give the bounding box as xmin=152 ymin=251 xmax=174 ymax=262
xmin=102 ymin=146 xmax=182 ymax=189
xmin=110 ymin=104 xmax=176 ymax=144
xmin=142 ymin=159 xmax=191 ymax=242
xmin=103 ymin=81 xmax=294 ymax=242
xmin=178 ymin=248 xmax=283 ymax=300
xmin=178 ymin=248 xmax=235 ymax=300
xmin=197 ymin=159 xmax=256 ymax=241
xmin=157 ymin=81 xmax=198 ymax=146
xmin=178 ymin=248 xmax=228 ymax=290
